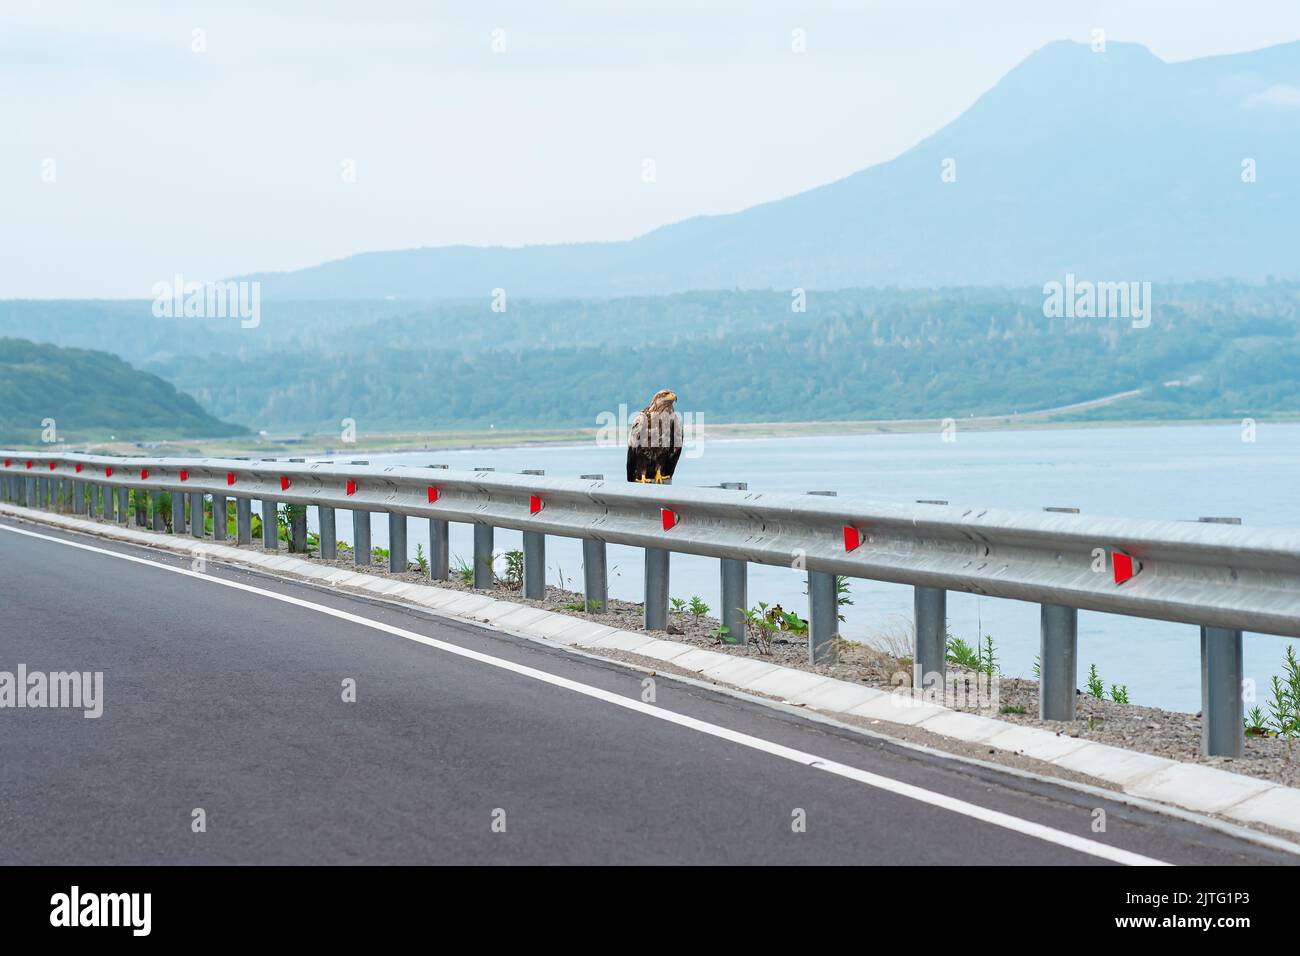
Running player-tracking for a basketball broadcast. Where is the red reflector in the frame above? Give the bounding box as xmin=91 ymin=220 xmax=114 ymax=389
xmin=280 ymin=476 xmax=290 ymax=491
xmin=74 ymin=463 xmax=82 ymax=473
xmin=141 ymin=469 xmax=149 ymax=480
xmin=427 ymin=486 xmax=439 ymax=503
xmin=529 ymin=495 xmax=543 ymax=515
xmin=179 ymin=470 xmax=188 ymax=482
xmin=25 ymin=461 xmax=32 ymax=469
xmin=2 ymin=459 xmax=9 ymax=467
xmin=104 ymin=467 xmax=113 ymax=477
xmin=844 ymin=525 xmax=862 ymax=552
xmin=346 ymin=480 xmax=357 ymax=496
xmin=1113 ymin=551 xmax=1137 ymax=584
xmin=661 ymin=508 xmax=679 ymax=531
xmin=48 ymin=462 xmax=56 ymax=470
xmin=227 ymin=472 xmax=236 ymax=485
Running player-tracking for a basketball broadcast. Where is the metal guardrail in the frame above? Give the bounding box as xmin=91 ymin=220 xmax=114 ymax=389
xmin=5 ymin=449 xmax=1299 ymax=758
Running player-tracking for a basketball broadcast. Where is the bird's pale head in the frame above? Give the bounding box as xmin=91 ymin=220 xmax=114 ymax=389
xmin=649 ymin=389 xmax=678 ymax=411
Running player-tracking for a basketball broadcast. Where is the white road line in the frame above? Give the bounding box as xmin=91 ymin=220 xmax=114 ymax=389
xmin=1 ymin=521 xmax=1170 ymax=866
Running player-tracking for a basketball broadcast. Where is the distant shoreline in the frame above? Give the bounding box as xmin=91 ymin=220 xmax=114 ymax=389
xmin=50 ymin=411 xmax=1300 ymax=458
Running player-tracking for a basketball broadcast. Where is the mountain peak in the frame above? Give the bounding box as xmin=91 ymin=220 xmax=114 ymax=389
xmin=241 ymin=38 xmax=1300 ymax=300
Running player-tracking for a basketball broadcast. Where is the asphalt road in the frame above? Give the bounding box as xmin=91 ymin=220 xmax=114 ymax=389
xmin=0 ymin=515 xmax=1293 ymax=865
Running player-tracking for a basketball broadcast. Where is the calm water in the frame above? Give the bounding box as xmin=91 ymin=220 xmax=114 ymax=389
xmin=307 ymin=422 xmax=1300 ymax=712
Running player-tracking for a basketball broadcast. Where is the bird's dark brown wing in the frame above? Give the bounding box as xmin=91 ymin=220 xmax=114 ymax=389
xmin=627 ymin=409 xmax=649 ymax=481
xmin=665 ymin=412 xmax=683 ymax=478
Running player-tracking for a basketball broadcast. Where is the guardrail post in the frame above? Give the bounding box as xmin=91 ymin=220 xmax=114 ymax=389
xmin=318 ymin=506 xmax=336 ymax=560
xmin=261 ymin=497 xmax=277 ymax=549
xmin=808 ymin=572 xmax=838 ymax=663
xmin=806 ymin=491 xmax=840 ymax=663
xmin=721 ymin=559 xmax=747 ymax=646
xmin=521 ymin=470 xmax=546 ymax=599
xmin=1201 ymin=625 xmax=1245 ymax=758
xmin=103 ymin=481 xmax=116 ymax=521
xmin=1039 ymin=604 xmax=1078 ymax=720
xmin=1037 ymin=507 xmax=1080 ymax=719
xmin=583 ymin=538 xmax=607 ymax=612
xmin=429 ymin=518 xmax=449 ymax=580
xmin=190 ymin=492 xmax=203 ymax=537
xmin=353 ymin=509 xmax=370 ymax=565
xmin=350 ymin=461 xmax=369 ymax=566
xmin=470 ymin=466 xmax=496 ymax=589
xmin=69 ymin=479 xmax=82 ymax=514
xmin=119 ymin=488 xmax=130 ymax=525
xmin=285 ymin=458 xmax=307 ymax=553
xmin=579 ymin=474 xmax=606 ymax=611
xmin=473 ymin=522 xmax=494 ymax=589
xmin=643 ymin=474 xmax=673 ymax=629
xmin=134 ymin=490 xmax=147 ymax=526
xmin=718 ymin=483 xmax=749 ymax=645
xmin=1197 ymin=517 xmax=1244 ymax=757
xmin=236 ymin=497 xmax=252 ymax=544
xmin=151 ymin=491 xmax=165 ymax=531
xmin=285 ymin=505 xmax=304 ymax=553
xmin=913 ymin=586 xmax=947 ymax=689
xmin=387 ymin=512 xmax=406 ymax=571
xmin=212 ymin=494 xmax=227 ymax=540
xmin=644 ymin=548 xmax=669 ymax=630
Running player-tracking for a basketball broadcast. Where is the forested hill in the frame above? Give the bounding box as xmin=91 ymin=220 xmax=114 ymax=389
xmin=0 ymin=338 xmax=246 ymax=443
xmin=135 ymin=282 xmax=1300 ymax=431
xmin=2 ymin=283 xmax=1297 ymax=434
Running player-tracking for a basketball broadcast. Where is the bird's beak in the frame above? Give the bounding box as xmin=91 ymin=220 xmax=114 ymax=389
xmin=667 ymin=392 xmax=677 ymax=403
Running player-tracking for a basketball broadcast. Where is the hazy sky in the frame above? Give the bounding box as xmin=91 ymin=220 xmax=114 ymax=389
xmin=4 ymin=0 xmax=1298 ymax=297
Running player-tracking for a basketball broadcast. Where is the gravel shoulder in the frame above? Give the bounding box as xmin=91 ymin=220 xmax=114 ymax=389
xmin=296 ymin=541 xmax=1300 ymax=791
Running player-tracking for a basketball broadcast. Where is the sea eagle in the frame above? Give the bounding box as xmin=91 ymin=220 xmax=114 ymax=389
xmin=627 ymin=389 xmax=682 ymax=483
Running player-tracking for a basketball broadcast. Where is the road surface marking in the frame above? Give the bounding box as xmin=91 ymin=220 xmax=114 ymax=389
xmin=1 ymin=522 xmax=1169 ymax=866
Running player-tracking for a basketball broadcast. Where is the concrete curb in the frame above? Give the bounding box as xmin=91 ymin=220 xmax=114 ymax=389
xmin=7 ymin=503 xmax=1300 ymax=840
